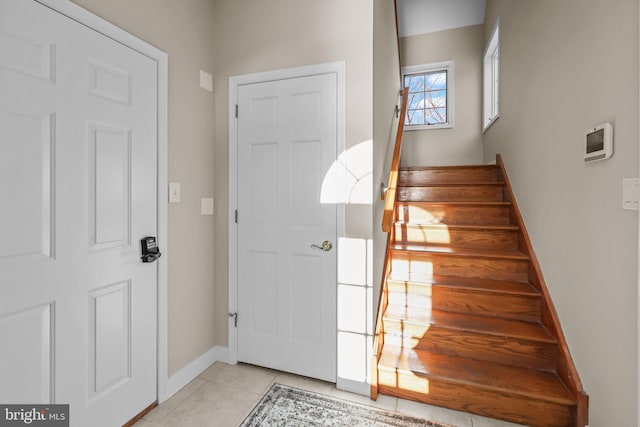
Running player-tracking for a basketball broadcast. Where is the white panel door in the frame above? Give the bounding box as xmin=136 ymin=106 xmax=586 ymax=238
xmin=237 ymin=74 xmax=338 ymax=382
xmin=0 ymin=1 xmax=158 ymax=426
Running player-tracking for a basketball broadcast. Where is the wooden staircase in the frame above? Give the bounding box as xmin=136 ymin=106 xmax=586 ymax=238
xmin=372 ymin=160 xmax=588 ymax=427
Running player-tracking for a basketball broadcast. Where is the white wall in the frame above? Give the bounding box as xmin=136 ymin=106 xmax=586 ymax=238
xmin=400 ymin=25 xmax=484 ymax=166
xmin=483 ymin=1 xmax=639 ymax=425
xmin=396 ymin=0 xmax=486 ymax=37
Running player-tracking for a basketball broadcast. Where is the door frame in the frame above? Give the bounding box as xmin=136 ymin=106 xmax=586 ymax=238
xmin=33 ymin=0 xmax=170 ymax=403
xmin=228 ymin=61 xmax=346 ymax=366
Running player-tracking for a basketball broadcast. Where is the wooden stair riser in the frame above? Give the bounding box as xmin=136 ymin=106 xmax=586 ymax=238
xmin=390 ymin=251 xmax=529 ymax=282
xmin=395 ymin=203 xmax=511 ymax=225
xmin=386 ymin=284 xmax=541 ymax=322
xmin=385 ymin=289 xmax=433 ymax=309
xmin=398 ymin=185 xmax=504 ymax=203
xmin=381 ymin=324 xmax=557 ymax=371
xmin=399 ymin=167 xmax=498 ymax=185
xmin=433 ymin=287 xmax=540 ymax=321
xmin=392 ymin=224 xmax=518 ymax=250
xmin=377 ymin=376 xmax=574 ymax=427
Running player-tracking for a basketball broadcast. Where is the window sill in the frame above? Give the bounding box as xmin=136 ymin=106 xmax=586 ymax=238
xmin=405 ymin=123 xmax=454 ymax=131
xmin=482 ymin=115 xmax=499 ymax=133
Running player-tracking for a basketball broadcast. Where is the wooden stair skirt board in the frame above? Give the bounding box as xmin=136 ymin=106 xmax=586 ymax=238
xmin=372 ymin=158 xmax=588 ymax=427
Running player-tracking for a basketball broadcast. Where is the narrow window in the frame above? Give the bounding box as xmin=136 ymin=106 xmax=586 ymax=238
xmin=483 ymin=19 xmax=500 ymax=132
xmin=402 ymin=61 xmax=454 ymax=130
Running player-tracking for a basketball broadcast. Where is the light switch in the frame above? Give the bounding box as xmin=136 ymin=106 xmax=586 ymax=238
xmin=201 ymin=197 xmax=214 ymax=215
xmin=169 ymin=182 xmax=181 ymax=203
xmin=200 ymin=70 xmax=213 ymax=92
xmin=622 ymin=178 xmax=639 ymax=211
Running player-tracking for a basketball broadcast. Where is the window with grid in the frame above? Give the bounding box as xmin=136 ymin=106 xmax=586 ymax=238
xmin=402 ymin=61 xmax=453 ymax=129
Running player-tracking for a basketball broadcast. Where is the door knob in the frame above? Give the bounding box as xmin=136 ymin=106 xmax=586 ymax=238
xmin=311 ymin=241 xmax=333 ymax=252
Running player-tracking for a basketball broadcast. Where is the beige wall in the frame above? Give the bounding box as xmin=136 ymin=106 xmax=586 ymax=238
xmin=212 ymin=0 xmax=374 ymax=347
xmin=483 ymin=1 xmax=639 ymax=425
xmin=373 ymin=0 xmax=402 ymax=305
xmin=70 ymin=0 xmax=217 ymax=377
xmin=400 ymin=25 xmax=484 ymax=166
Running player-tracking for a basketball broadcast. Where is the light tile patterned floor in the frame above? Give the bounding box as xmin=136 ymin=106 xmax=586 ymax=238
xmin=134 ymin=362 xmax=525 ymax=427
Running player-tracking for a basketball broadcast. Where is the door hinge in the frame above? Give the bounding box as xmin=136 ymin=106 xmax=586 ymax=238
xmin=228 ymin=312 xmax=238 ymax=327
xmin=234 ymin=209 xmax=238 ymax=223
xmin=235 ymin=104 xmax=238 ymax=118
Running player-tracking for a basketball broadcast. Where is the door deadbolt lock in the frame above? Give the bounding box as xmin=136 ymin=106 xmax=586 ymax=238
xmin=140 ymin=236 xmax=162 ymax=263
xmin=311 ymin=241 xmax=333 ymax=252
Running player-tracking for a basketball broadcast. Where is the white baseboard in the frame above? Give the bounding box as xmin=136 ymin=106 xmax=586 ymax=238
xmin=336 ymin=377 xmax=369 ymax=397
xmin=213 ymin=346 xmax=230 ymax=364
xmin=162 ymin=345 xmax=229 ymax=402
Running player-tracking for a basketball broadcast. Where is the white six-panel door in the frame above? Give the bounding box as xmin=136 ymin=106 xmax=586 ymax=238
xmin=237 ymin=73 xmax=338 ymax=382
xmin=0 ymin=1 xmax=158 ymax=425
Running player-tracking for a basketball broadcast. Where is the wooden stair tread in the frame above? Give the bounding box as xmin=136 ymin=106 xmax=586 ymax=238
xmin=387 ymin=273 xmax=539 ymax=296
xmin=397 ymin=201 xmax=511 ymax=206
xmin=394 ymin=202 xmax=513 ymax=226
xmin=399 ymin=182 xmax=505 ymax=187
xmin=378 ymin=346 xmax=575 ymax=405
xmin=400 ymin=165 xmax=498 ymax=171
xmin=390 ymin=243 xmax=529 ymax=260
xmin=394 ymin=223 xmax=519 ymax=231
xmin=383 ymin=307 xmax=555 ymax=342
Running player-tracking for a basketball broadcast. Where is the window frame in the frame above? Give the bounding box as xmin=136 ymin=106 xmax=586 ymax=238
xmin=483 ymin=19 xmax=500 ymax=132
xmin=402 ymin=61 xmax=454 ymax=131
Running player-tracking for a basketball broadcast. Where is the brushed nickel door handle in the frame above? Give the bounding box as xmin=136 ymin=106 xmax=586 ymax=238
xmin=311 ymin=241 xmax=333 ymax=252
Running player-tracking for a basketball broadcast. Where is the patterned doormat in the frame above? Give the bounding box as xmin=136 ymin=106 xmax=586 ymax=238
xmin=240 ymin=383 xmax=454 ymax=426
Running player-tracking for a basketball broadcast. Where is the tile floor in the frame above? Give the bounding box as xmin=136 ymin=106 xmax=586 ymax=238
xmin=134 ymin=362 xmax=525 ymax=427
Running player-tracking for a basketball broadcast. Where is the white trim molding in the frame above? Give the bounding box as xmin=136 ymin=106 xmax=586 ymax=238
xmin=228 ymin=61 xmax=346 ymax=372
xmin=336 ymin=377 xmax=370 ymax=396
xmin=34 ymin=0 xmax=170 ymax=404
xmin=165 ymin=346 xmax=229 ymax=399
xmin=482 ymin=17 xmax=500 ymax=133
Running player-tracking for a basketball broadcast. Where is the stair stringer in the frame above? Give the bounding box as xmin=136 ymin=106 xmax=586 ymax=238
xmin=496 ymin=154 xmax=589 ymax=426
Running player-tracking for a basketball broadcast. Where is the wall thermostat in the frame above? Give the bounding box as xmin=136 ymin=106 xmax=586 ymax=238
xmin=584 ymin=122 xmax=613 ymax=162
